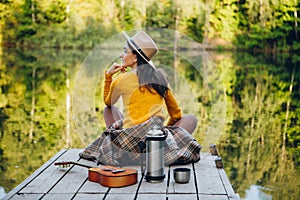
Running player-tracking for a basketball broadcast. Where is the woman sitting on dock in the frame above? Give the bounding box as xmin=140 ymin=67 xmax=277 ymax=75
xmin=80 ymin=31 xmax=201 ymax=166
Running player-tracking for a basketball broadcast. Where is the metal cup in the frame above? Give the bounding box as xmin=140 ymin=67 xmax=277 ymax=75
xmin=173 ymin=168 xmax=191 ymax=184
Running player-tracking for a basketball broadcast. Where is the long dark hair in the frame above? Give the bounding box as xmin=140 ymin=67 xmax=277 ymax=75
xmin=133 ymin=51 xmax=169 ymax=98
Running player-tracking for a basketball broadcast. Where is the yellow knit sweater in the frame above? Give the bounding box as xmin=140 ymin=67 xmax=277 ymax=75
xmin=104 ymin=70 xmax=182 ymax=128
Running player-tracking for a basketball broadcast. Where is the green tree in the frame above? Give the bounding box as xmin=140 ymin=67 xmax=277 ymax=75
xmin=209 ymin=0 xmax=239 ymax=42
xmin=145 ymin=0 xmax=176 ymax=29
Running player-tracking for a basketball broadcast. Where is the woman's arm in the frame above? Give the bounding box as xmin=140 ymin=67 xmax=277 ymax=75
xmin=164 ymin=89 xmax=182 ymax=126
xmin=103 ymin=63 xmax=125 ymax=106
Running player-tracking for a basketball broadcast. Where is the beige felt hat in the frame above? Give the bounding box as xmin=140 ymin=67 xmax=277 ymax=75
xmin=122 ymin=31 xmax=158 ymax=69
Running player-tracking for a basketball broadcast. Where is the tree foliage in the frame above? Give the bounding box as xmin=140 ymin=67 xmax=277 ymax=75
xmin=0 ymin=0 xmax=299 ymax=51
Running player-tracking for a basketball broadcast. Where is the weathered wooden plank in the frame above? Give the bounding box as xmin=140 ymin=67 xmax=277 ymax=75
xmin=218 ymin=169 xmax=240 ymax=199
xmin=194 ymin=156 xmax=227 ymax=195
xmin=73 ymin=158 xmax=108 ymax=193
xmin=196 ymin=172 xmax=226 ymax=194
xmin=8 ymin=194 xmax=43 ymax=200
xmin=20 ymin=148 xmax=82 ymax=194
xmin=203 ymin=153 xmax=219 ymax=161
xmin=167 ymin=194 xmax=196 ymax=199
xmin=5 ymin=149 xmax=238 ymax=200
xmin=136 ymin=194 xmax=166 ymax=200
xmin=73 ymin=193 xmax=106 ymax=200
xmin=77 ymin=178 xmax=108 ymax=193
xmin=197 ymin=194 xmax=229 ymax=200
xmin=3 ymin=149 xmax=67 ymax=200
xmin=195 ymin=153 xmax=219 ymax=177
xmin=201 ymin=153 xmax=239 ymax=199
xmin=138 ymin=167 xmax=168 ymax=194
xmin=39 ymin=193 xmax=74 ymax=200
xmin=79 ymin=174 xmax=140 ymax=195
xmin=138 ymin=179 xmax=167 ymax=194
xmin=169 ymin=163 xmax=197 ymax=194
xmin=48 ymin=164 xmax=87 ymax=194
xmin=105 ymin=193 xmax=137 ymax=200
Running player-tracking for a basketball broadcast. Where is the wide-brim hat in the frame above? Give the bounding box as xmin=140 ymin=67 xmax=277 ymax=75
xmin=122 ymin=31 xmax=158 ymax=69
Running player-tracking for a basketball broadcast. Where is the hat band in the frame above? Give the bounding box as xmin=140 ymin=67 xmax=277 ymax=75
xmin=128 ymin=39 xmax=151 ymax=61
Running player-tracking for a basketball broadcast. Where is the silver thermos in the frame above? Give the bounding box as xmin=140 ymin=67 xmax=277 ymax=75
xmin=145 ymin=125 xmax=167 ymax=183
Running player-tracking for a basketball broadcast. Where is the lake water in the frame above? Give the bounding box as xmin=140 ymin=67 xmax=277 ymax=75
xmin=0 ymin=47 xmax=299 ymax=200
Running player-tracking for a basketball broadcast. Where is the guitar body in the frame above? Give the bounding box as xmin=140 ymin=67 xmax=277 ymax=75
xmin=88 ymin=166 xmax=138 ymax=188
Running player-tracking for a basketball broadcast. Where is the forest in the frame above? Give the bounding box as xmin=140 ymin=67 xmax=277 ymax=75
xmin=0 ymin=0 xmax=299 ymax=51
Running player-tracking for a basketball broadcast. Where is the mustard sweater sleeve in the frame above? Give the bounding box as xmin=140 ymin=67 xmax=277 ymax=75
xmin=164 ymin=89 xmax=182 ymax=126
xmin=103 ymin=73 xmax=121 ymax=106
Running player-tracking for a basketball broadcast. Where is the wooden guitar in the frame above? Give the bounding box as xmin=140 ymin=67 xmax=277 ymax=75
xmin=54 ymin=161 xmax=138 ymax=188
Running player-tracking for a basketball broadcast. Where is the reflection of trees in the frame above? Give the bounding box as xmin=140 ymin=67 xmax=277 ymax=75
xmin=0 ymin=48 xmax=85 ymax=192
xmin=282 ymin=63 xmax=295 ymax=161
xmin=218 ymin=52 xmax=300 ymax=199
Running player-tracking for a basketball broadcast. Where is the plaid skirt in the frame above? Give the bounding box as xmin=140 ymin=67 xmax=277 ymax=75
xmin=79 ymin=116 xmax=201 ymax=166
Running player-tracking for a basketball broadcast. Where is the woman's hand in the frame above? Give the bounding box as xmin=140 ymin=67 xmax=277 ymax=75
xmin=107 ymin=63 xmax=126 ymax=75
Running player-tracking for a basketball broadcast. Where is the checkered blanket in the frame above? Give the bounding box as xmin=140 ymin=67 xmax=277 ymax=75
xmin=79 ymin=116 xmax=201 ymax=166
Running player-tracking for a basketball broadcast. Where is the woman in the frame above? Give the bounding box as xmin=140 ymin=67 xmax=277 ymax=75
xmin=104 ymin=31 xmax=197 ymax=133
xmin=80 ymin=31 xmax=201 ymax=166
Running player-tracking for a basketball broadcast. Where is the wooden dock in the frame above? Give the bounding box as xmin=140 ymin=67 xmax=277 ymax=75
xmin=3 ymin=148 xmax=240 ymax=200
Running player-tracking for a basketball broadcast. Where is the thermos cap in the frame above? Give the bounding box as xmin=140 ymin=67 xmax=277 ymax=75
xmin=147 ymin=125 xmax=163 ymax=135
xmin=147 ymin=129 xmax=163 ymax=136
xmin=146 ymin=125 xmax=166 ymax=140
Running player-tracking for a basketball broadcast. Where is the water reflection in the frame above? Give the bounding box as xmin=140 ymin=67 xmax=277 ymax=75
xmin=0 ymin=47 xmax=87 ymax=196
xmin=216 ymin=51 xmax=300 ymax=200
xmin=243 ymin=185 xmax=272 ymax=200
xmin=0 ymin=48 xmax=299 ymax=200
